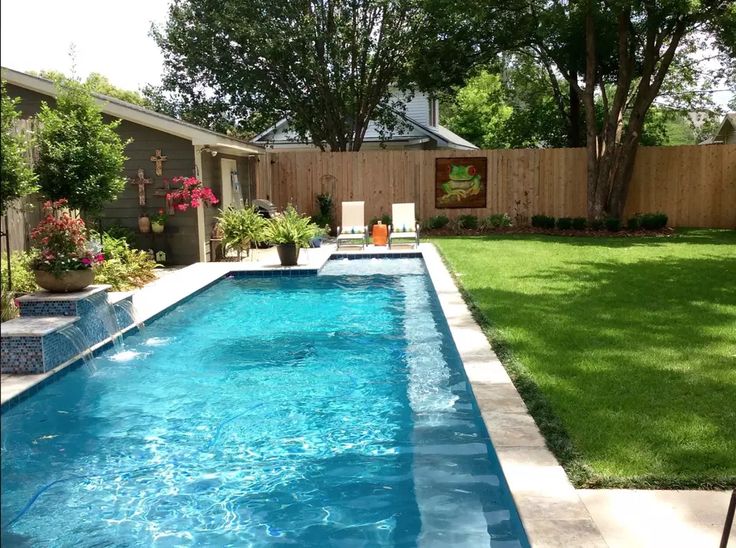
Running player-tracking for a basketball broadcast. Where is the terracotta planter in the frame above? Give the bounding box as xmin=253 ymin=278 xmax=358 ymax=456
xmin=276 ymin=243 xmax=300 ymax=266
xmin=138 ymin=215 xmax=151 ymax=233
xmin=151 ymin=221 xmax=165 ymax=234
xmin=34 ymin=269 xmax=95 ymax=293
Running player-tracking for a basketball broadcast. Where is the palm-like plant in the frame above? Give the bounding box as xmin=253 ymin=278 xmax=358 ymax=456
xmin=263 ymin=205 xmax=320 ymax=249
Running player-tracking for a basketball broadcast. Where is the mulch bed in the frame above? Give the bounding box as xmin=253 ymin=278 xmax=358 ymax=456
xmin=424 ymin=226 xmax=675 ymax=238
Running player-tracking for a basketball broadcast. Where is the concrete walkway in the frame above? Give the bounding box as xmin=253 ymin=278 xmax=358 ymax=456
xmin=579 ymin=489 xmax=734 ymax=548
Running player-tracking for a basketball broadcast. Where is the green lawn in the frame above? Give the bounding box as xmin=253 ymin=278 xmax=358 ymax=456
xmin=433 ymin=230 xmax=736 ymax=488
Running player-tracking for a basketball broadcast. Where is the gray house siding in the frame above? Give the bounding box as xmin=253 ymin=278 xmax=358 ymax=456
xmin=200 ymin=153 xmax=259 ymax=237
xmin=6 ymin=84 xmax=200 ymax=264
xmin=112 ymin=120 xmax=198 ymax=265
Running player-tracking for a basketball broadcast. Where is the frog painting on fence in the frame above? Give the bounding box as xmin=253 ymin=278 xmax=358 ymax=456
xmin=435 ymin=157 xmax=487 ymax=208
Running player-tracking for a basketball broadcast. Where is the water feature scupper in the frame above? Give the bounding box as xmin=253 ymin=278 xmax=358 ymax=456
xmin=0 ymin=285 xmax=141 ymax=374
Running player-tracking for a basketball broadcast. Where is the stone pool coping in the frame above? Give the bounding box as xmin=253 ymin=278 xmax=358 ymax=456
xmin=420 ymin=245 xmax=607 ymax=547
xmin=0 ymin=243 xmax=606 ymax=546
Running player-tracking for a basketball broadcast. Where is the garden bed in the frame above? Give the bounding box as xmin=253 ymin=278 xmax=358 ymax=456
xmin=424 ymin=226 xmax=675 ymax=238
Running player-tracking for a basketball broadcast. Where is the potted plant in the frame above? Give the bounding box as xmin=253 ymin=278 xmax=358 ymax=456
xmin=310 ymin=225 xmax=328 ymax=248
xmin=150 ymin=209 xmax=168 ymax=233
xmin=263 ymin=205 xmax=320 ymax=266
xmin=216 ymin=206 xmax=268 ymax=260
xmin=30 ymin=199 xmax=105 ymax=292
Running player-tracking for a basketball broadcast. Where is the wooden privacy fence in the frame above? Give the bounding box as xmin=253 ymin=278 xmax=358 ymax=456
xmin=256 ymin=144 xmax=736 ymax=228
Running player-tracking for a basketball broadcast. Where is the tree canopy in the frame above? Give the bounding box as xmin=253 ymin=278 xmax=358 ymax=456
xmin=415 ymin=0 xmax=736 ymax=218
xmin=152 ymin=0 xmax=427 ymax=150
xmin=1 ymin=82 xmax=37 ymax=215
xmin=35 ymin=78 xmax=129 ymax=217
xmin=31 ymin=70 xmax=148 ymax=106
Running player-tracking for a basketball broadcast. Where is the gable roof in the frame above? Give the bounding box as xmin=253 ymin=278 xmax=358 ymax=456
xmin=701 ymin=112 xmax=736 ymax=144
xmin=1 ymin=66 xmax=263 ymax=155
xmin=252 ymin=110 xmax=478 ymax=150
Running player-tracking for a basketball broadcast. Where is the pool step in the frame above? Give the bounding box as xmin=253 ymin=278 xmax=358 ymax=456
xmin=1 ymin=316 xmax=81 ymax=374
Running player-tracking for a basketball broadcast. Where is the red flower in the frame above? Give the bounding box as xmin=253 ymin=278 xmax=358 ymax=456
xmin=166 ymin=176 xmax=219 ymax=212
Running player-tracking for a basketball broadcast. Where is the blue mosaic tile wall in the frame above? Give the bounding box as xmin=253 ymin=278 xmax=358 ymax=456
xmin=76 ymin=292 xmax=115 ymax=347
xmin=228 ymin=269 xmax=319 ymax=279
xmin=114 ymin=301 xmax=134 ymax=327
xmin=0 ymin=337 xmax=43 ymax=374
xmin=19 ymin=300 xmax=76 ymax=317
xmin=2 ymin=293 xmax=135 ymax=374
xmin=42 ymin=331 xmax=78 ymax=372
xmin=330 ymin=252 xmax=422 ymax=260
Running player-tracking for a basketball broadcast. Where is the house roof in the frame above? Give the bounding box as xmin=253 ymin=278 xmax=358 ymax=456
xmin=1 ymin=66 xmax=263 ymax=155
xmin=252 ymin=110 xmax=478 ymax=150
xmin=701 ymin=112 xmax=736 ymax=144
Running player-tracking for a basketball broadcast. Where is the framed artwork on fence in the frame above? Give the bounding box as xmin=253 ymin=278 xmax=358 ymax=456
xmin=435 ymin=157 xmax=487 ymax=208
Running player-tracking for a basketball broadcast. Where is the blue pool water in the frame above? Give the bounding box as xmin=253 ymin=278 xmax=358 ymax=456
xmin=1 ymin=258 xmax=529 ymax=547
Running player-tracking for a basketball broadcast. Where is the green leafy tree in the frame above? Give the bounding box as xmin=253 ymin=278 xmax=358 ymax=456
xmin=441 ymin=60 xmax=576 ymax=149
xmin=153 ymin=0 xmax=427 ymax=151
xmin=415 ymin=0 xmax=736 ymax=219
xmin=1 ymin=82 xmax=37 ymax=214
xmin=441 ymin=71 xmax=512 ymax=149
xmin=32 ymin=70 xmax=148 ymax=106
xmin=36 ymin=77 xmax=130 ymax=217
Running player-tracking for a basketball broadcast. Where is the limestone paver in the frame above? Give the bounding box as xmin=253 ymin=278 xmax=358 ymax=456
xmin=579 ymin=489 xmax=735 ymax=548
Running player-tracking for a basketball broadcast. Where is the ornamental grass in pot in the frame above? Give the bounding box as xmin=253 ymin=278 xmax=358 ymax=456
xmin=30 ymin=199 xmax=105 ymax=292
xmin=263 ymin=205 xmax=320 ymax=266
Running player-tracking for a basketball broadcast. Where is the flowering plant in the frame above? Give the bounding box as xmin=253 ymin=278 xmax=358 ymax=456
xmin=30 ymin=199 xmax=105 ymax=276
xmin=166 ymin=176 xmax=219 ymax=212
xmin=151 ymin=208 xmax=168 ymax=224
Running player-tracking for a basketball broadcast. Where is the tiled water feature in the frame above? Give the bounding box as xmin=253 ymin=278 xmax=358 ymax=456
xmin=0 ymin=285 xmax=136 ymax=374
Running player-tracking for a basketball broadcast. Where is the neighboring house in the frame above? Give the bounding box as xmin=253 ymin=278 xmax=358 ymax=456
xmin=2 ymin=67 xmax=263 ymax=264
xmin=702 ymin=112 xmax=736 ymax=144
xmin=251 ymin=92 xmax=478 ymax=151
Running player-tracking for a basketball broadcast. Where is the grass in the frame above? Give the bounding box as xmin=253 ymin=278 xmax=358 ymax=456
xmin=432 ymin=229 xmax=736 ymax=489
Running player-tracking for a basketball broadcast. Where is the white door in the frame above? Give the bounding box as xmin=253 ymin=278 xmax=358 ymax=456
xmin=220 ymin=158 xmax=243 ymax=209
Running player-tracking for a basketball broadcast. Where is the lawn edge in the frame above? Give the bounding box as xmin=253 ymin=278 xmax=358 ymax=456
xmin=431 ymin=238 xmax=736 ymax=490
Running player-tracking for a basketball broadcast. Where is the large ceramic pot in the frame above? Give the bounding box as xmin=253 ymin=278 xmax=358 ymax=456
xmin=276 ymin=243 xmax=300 ymax=266
xmin=34 ymin=269 xmax=95 ymax=293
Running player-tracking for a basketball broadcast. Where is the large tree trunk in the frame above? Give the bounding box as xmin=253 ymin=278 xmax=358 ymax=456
xmin=567 ymin=78 xmax=583 ymax=148
xmin=578 ymin=2 xmax=686 ymax=221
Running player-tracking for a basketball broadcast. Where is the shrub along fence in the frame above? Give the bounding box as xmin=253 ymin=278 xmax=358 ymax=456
xmin=255 ymin=144 xmax=735 ymax=229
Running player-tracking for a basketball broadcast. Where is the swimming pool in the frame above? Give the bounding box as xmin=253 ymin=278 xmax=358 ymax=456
xmin=1 ymin=258 xmax=529 ymax=546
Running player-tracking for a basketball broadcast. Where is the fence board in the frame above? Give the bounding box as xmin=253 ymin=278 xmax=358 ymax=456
xmin=261 ymin=145 xmax=735 ymax=228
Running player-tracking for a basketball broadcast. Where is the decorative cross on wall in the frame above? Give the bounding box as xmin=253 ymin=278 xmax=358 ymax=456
xmin=130 ymin=168 xmax=152 ymax=206
xmin=154 ymin=178 xmax=175 ymax=215
xmin=150 ymin=149 xmax=168 ymax=176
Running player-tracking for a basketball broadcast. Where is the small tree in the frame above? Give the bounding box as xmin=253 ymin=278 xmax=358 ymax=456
xmin=1 ymin=81 xmax=37 ymax=215
xmin=35 ymin=77 xmax=129 ymax=218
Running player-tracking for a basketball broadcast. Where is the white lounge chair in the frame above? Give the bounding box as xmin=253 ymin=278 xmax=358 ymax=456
xmin=389 ymin=203 xmax=420 ymax=248
xmin=336 ymin=201 xmax=368 ymax=249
